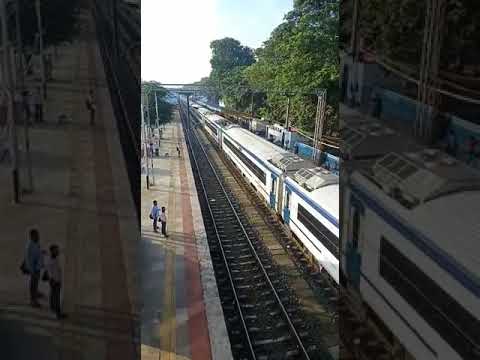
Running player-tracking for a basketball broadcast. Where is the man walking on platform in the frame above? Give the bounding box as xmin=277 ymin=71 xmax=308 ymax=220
xmin=159 ymin=206 xmax=168 ymax=238
xmin=45 ymin=244 xmax=67 ymax=320
xmin=85 ymin=89 xmax=96 ymax=126
xmin=33 ymin=88 xmax=43 ymax=123
xmin=24 ymin=229 xmax=45 ymax=308
xmin=150 ymin=200 xmax=160 ymax=232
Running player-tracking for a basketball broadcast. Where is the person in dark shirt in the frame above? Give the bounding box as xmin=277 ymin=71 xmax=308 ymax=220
xmin=24 ymin=229 xmax=45 ymax=307
xmin=467 ymin=136 xmax=478 ymax=165
xmin=46 ymin=244 xmax=67 ymax=319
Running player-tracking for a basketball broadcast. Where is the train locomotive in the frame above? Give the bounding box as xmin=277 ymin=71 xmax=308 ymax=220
xmin=341 ymin=113 xmax=480 ymax=360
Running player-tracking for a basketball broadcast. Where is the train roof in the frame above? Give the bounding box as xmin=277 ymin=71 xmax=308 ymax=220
xmin=355 ymin=146 xmax=480 ymax=209
xmin=218 ymin=111 xmax=339 ymax=225
xmin=223 ymin=126 xmax=291 ymax=164
xmin=205 ymin=113 xmax=231 ymax=127
xmin=310 ymin=184 xmax=339 ymax=223
xmin=351 ymin=152 xmax=480 ymax=286
xmin=342 ymin=112 xmax=419 ymax=160
xmin=412 ymin=191 xmax=480 ymax=276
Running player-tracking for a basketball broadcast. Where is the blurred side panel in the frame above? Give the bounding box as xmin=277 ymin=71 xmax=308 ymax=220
xmin=340 ymin=1 xmax=480 ymax=359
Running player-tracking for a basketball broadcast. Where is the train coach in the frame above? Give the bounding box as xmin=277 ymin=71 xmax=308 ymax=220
xmin=341 ymin=114 xmax=480 ymax=360
xmin=345 ymin=148 xmax=480 ymax=360
xmin=189 ymin=101 xmax=341 ymax=283
xmin=282 ymin=167 xmax=339 ymax=282
xmin=202 ymin=112 xmax=231 ymax=144
xmin=220 ymin=119 xmax=341 ymax=283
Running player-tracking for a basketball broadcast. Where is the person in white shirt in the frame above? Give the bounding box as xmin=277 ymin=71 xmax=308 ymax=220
xmin=159 ymin=206 xmax=168 ymax=237
xmin=46 ymin=244 xmax=67 ymax=319
xmin=150 ymin=200 xmax=160 ymax=232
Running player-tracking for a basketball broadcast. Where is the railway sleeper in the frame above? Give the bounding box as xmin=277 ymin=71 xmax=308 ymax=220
xmin=252 ymin=335 xmax=293 ymax=346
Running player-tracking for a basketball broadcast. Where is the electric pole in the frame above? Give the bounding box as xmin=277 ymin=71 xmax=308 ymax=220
xmin=141 ymin=96 xmax=150 ymax=189
xmin=186 ymin=93 xmax=191 ymax=131
xmin=35 ymin=0 xmax=46 ymax=100
xmin=1 ymin=0 xmax=20 ymax=203
xmin=284 ymin=94 xmax=291 ymax=129
xmin=15 ymin=0 xmax=33 ymax=193
xmin=154 ymin=90 xmax=160 ymax=129
xmin=313 ymin=90 xmax=326 ymax=163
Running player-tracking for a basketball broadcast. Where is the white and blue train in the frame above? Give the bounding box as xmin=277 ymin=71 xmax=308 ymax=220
xmin=191 ymin=101 xmax=340 ymax=283
xmin=341 ymin=113 xmax=480 ymax=360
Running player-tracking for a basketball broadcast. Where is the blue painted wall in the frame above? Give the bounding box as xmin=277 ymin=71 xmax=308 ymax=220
xmin=294 ymin=143 xmax=340 ymax=174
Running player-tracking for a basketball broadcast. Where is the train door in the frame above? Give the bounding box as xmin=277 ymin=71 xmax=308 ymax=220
xmin=346 ymin=195 xmax=363 ymax=290
xmin=283 ymin=188 xmax=291 ymax=224
xmin=276 ymin=174 xmax=285 ymax=214
xmin=269 ymin=174 xmax=277 ymax=209
xmin=218 ymin=128 xmax=223 ymax=149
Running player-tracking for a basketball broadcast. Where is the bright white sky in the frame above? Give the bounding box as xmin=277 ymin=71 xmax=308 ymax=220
xmin=141 ymin=0 xmax=293 ymax=84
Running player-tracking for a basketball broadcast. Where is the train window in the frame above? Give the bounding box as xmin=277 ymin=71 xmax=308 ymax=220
xmin=271 ymin=177 xmax=276 ymax=194
xmin=380 ymin=237 xmax=479 ymax=359
xmin=297 ymin=204 xmax=338 ymax=257
xmin=206 ymin=121 xmax=218 ymax=135
xmin=223 ymin=138 xmax=266 ymax=185
xmin=352 ymin=209 xmax=360 ymax=249
xmin=285 ymin=191 xmax=290 ymax=209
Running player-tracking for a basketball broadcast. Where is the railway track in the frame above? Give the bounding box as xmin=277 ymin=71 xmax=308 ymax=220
xmin=190 ymin=107 xmax=339 ymax=316
xmin=180 ymin=107 xmax=330 ymax=360
xmin=185 ymin=105 xmax=392 ymax=360
xmin=191 ymin=112 xmax=339 ymax=353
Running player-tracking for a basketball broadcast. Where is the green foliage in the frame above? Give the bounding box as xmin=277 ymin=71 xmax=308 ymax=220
xmin=246 ymin=0 xmax=339 ymax=133
xmin=203 ymin=0 xmax=339 ymax=134
xmin=208 ymin=37 xmax=255 ymax=111
xmin=19 ymin=0 xmax=81 ymax=49
xmin=358 ymin=0 xmax=480 ymax=69
xmin=142 ymin=81 xmax=173 ymax=126
xmin=192 ymin=76 xmax=218 ymax=104
xmin=210 ymin=37 xmax=255 ymax=72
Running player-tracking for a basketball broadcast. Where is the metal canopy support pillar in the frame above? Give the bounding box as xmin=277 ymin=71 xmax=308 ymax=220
xmin=145 ymin=90 xmax=154 ymax=185
xmin=250 ymin=91 xmax=254 ymax=131
xmin=186 ymin=94 xmax=191 ymax=131
xmin=15 ymin=0 xmax=33 ymax=193
xmin=313 ymin=90 xmax=326 ymax=163
xmin=35 ymin=0 xmax=46 ymax=100
xmin=154 ymin=90 xmax=160 ymax=129
xmin=1 ymin=0 xmax=20 ymax=203
xmin=141 ymin=94 xmax=150 ymax=189
xmin=112 ymin=0 xmax=119 ymax=62
xmin=250 ymin=91 xmax=254 ymax=119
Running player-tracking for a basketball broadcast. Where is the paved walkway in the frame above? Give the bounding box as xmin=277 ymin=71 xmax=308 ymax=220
xmin=0 ymin=7 xmax=138 ymax=360
xmin=140 ymin=111 xmax=232 ymax=360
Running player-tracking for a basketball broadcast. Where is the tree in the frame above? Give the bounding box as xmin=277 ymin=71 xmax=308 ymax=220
xmin=358 ymin=0 xmax=480 ymax=72
xmin=210 ymin=37 xmax=255 ymax=72
xmin=246 ymin=0 xmax=339 ymax=133
xmin=209 ymin=38 xmax=255 ymax=111
xmin=141 ymin=82 xmax=174 ymax=126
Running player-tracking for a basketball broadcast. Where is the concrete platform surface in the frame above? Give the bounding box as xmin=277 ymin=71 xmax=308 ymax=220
xmin=140 ymin=111 xmax=232 ymax=360
xmin=0 ymin=6 xmax=139 ymax=360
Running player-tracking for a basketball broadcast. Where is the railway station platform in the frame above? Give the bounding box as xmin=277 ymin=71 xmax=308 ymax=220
xmin=0 ymin=6 xmax=139 ymax=360
xmin=140 ymin=111 xmax=232 ymax=360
